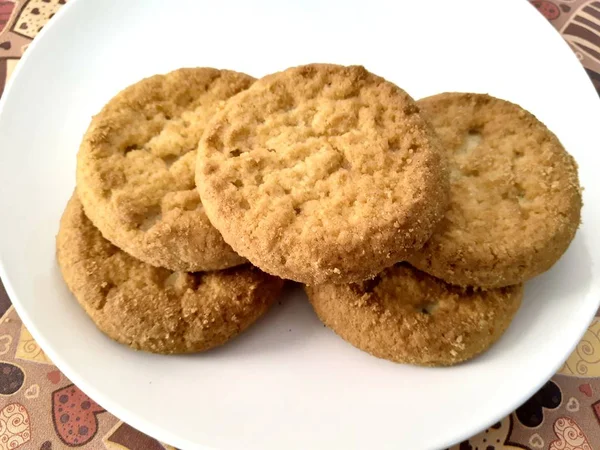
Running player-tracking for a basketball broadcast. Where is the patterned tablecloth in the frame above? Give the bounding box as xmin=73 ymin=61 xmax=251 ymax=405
xmin=0 ymin=1 xmax=599 ymax=449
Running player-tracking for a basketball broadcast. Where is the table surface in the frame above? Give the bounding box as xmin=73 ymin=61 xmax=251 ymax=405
xmin=1 ymin=1 xmax=599 ymax=449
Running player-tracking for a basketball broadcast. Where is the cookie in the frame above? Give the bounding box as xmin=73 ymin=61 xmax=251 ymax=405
xmin=408 ymin=93 xmax=582 ymax=288
xmin=306 ymin=263 xmax=523 ymax=366
xmin=196 ymin=64 xmax=449 ymax=285
xmin=56 ymin=194 xmax=284 ymax=354
xmin=77 ymin=68 xmax=254 ymax=272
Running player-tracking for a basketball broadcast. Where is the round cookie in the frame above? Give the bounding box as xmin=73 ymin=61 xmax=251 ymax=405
xmin=408 ymin=93 xmax=582 ymax=288
xmin=196 ymin=64 xmax=449 ymax=285
xmin=306 ymin=263 xmax=523 ymax=366
xmin=56 ymin=194 xmax=284 ymax=354
xmin=77 ymin=68 xmax=255 ymax=272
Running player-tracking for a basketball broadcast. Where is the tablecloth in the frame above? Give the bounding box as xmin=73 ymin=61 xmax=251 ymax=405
xmin=1 ymin=1 xmax=599 ymax=449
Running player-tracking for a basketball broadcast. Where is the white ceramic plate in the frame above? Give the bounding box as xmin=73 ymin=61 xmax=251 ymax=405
xmin=1 ymin=0 xmax=599 ymax=449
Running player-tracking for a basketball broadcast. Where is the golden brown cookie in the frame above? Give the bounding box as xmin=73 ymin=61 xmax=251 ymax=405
xmin=306 ymin=263 xmax=522 ymax=366
xmin=196 ymin=64 xmax=449 ymax=285
xmin=56 ymin=194 xmax=284 ymax=354
xmin=408 ymin=93 xmax=582 ymax=288
xmin=77 ymin=68 xmax=255 ymax=272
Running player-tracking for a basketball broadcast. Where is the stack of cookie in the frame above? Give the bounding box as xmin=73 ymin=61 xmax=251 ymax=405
xmin=57 ymin=68 xmax=285 ymax=355
xmin=57 ymin=64 xmax=582 ymax=366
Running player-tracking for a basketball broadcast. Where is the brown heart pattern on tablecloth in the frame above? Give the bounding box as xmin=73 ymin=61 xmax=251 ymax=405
xmin=52 ymin=384 xmax=105 ymax=446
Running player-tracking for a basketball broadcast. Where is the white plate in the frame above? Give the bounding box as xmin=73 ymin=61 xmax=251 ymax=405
xmin=1 ymin=0 xmax=599 ymax=449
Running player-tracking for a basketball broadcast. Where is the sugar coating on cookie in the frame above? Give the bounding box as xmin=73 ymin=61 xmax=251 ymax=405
xmin=57 ymin=195 xmax=284 ymax=354
xmin=306 ymin=263 xmax=522 ymax=366
xmin=77 ymin=68 xmax=255 ymax=272
xmin=197 ymin=64 xmax=449 ymax=285
xmin=409 ymin=93 xmax=582 ymax=288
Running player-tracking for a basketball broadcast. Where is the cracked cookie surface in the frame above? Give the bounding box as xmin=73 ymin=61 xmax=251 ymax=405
xmin=56 ymin=194 xmax=284 ymax=354
xmin=77 ymin=68 xmax=254 ymax=271
xmin=306 ymin=263 xmax=523 ymax=366
xmin=408 ymin=93 xmax=582 ymax=288
xmin=196 ymin=64 xmax=449 ymax=284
